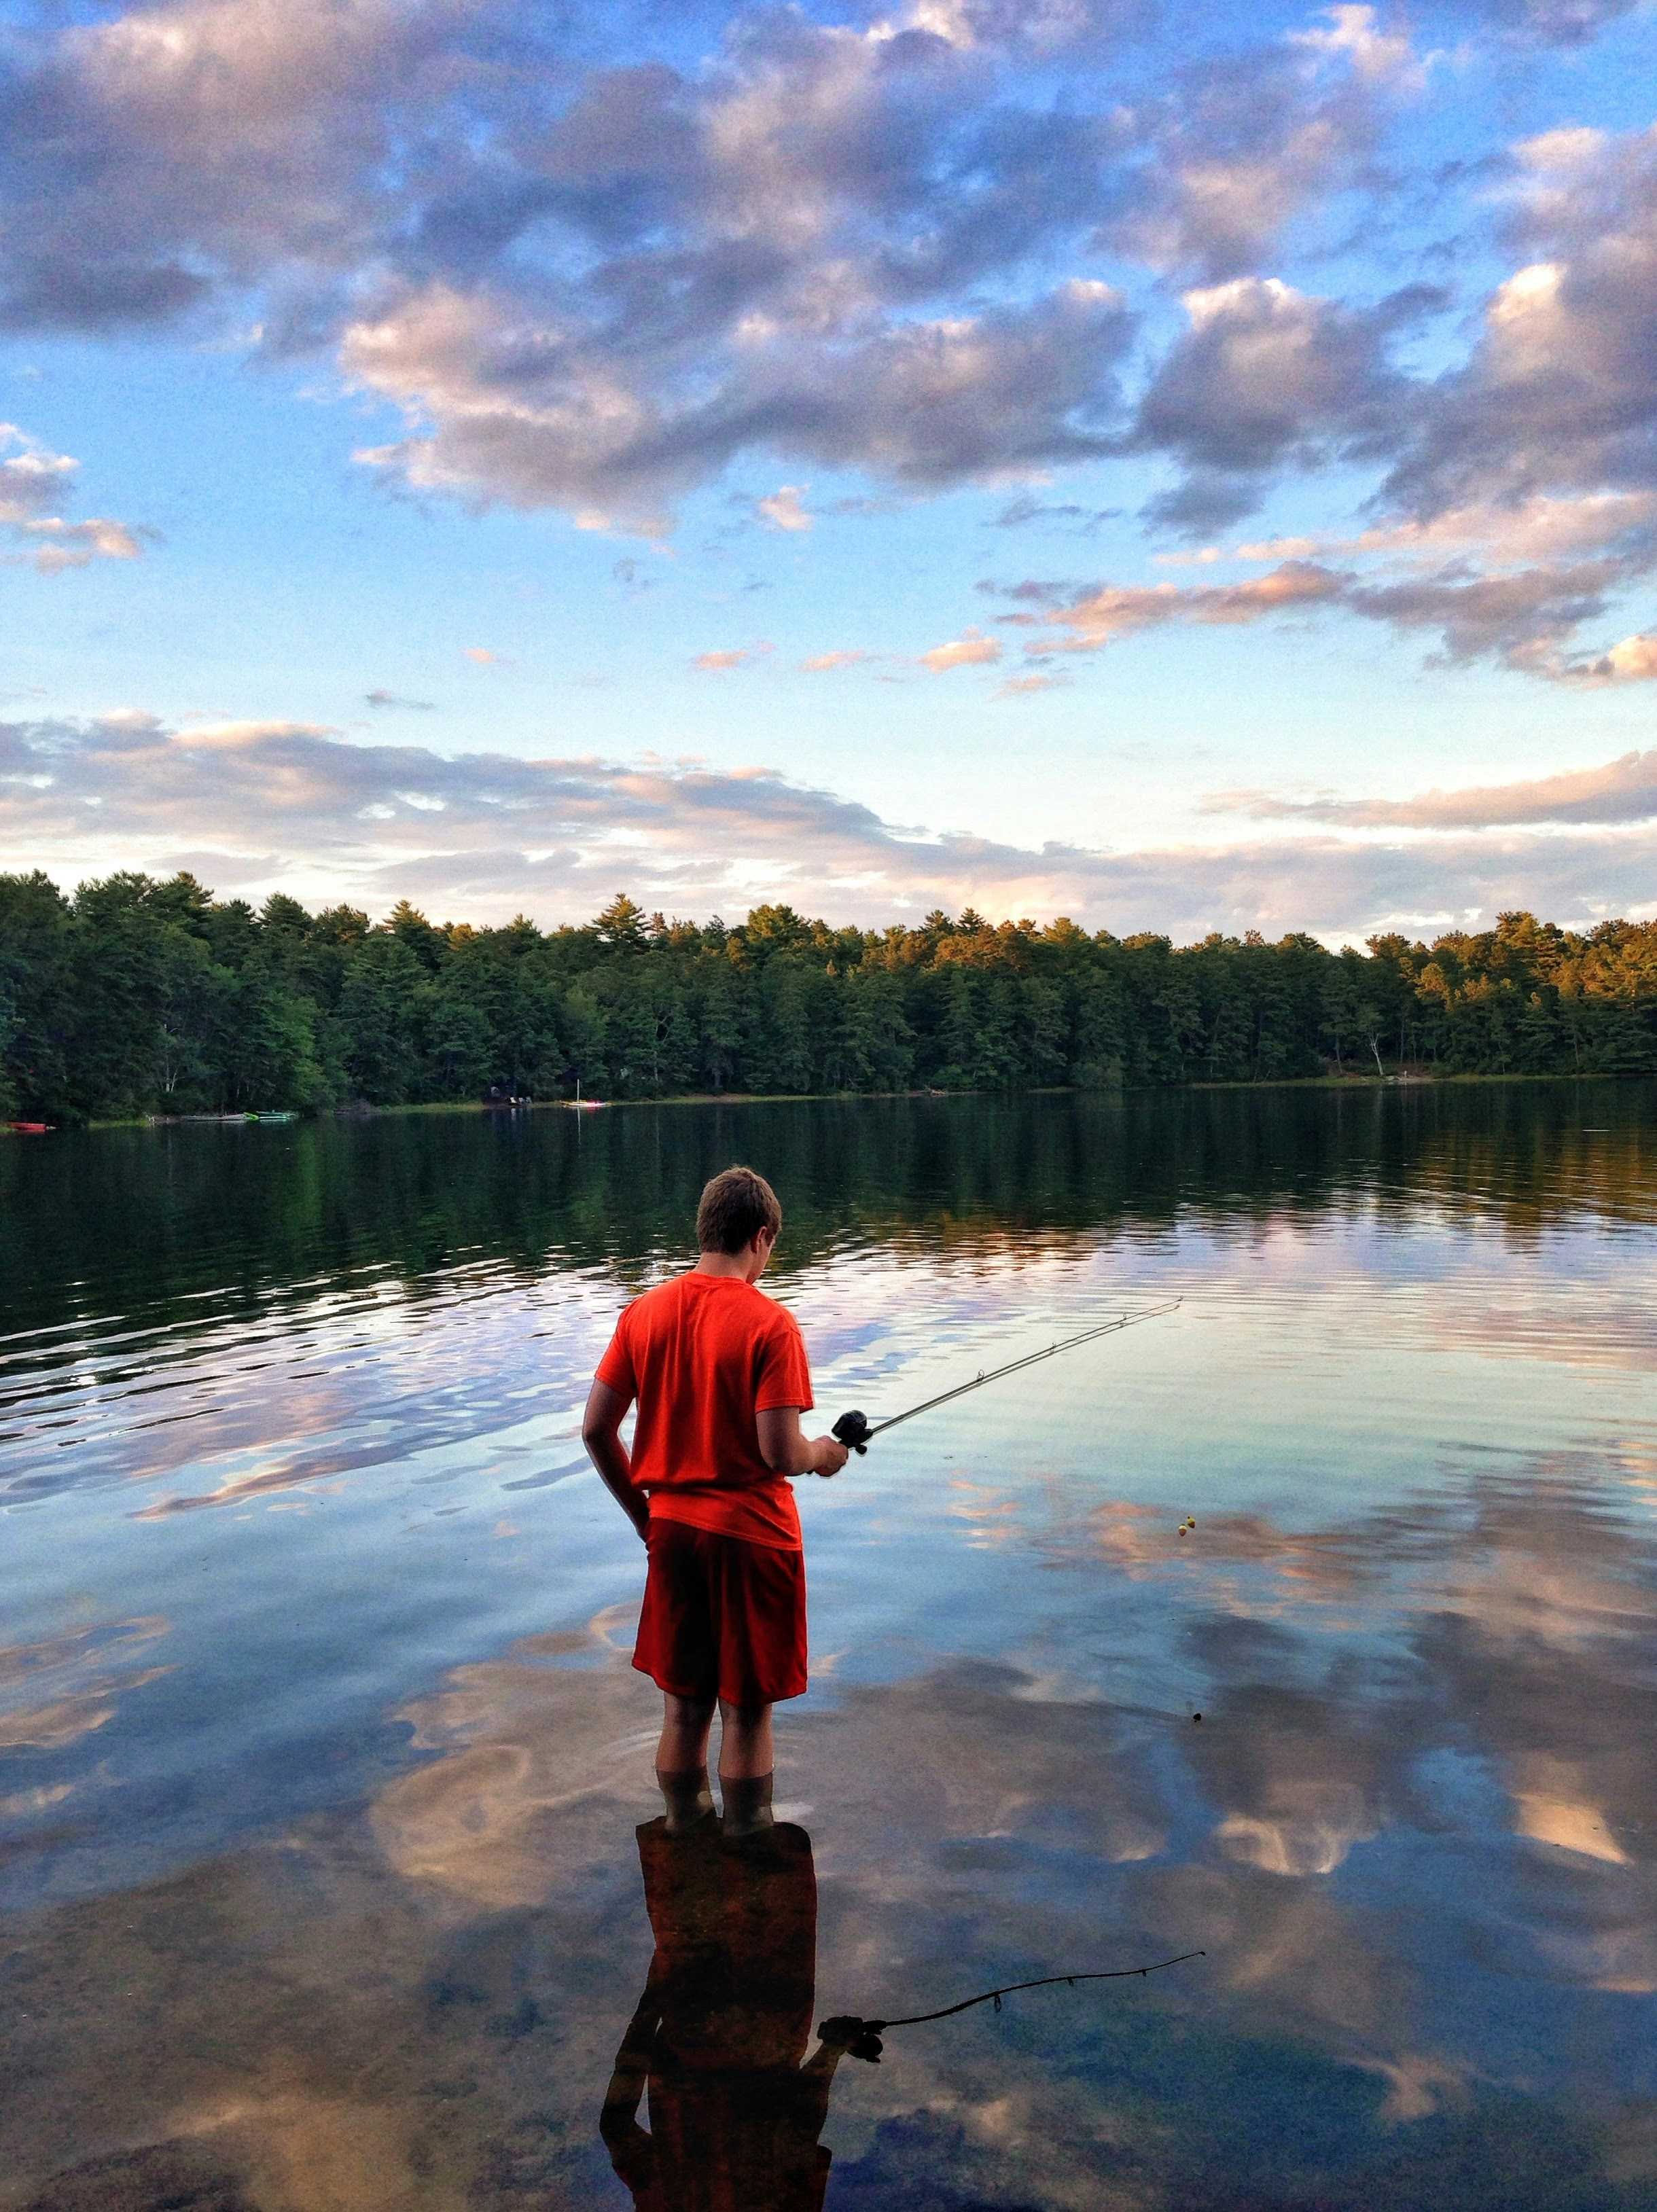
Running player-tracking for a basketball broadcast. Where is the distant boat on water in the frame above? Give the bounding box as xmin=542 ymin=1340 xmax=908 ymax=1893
xmin=5 ymin=1121 xmax=50 ymax=1134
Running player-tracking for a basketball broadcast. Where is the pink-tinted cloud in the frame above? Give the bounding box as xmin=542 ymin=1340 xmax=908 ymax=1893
xmin=756 ymin=485 xmax=811 ymax=533
xmin=1213 ymin=749 xmax=1657 ymax=830
xmin=0 ymin=425 xmax=147 ymax=573
xmin=992 ymin=547 xmax=1649 ymax=676
xmin=1009 ymin=560 xmax=1344 ymax=652
xmin=920 ymin=627 xmax=1002 ymax=671
xmin=4 ymin=713 xmax=1654 ymax=940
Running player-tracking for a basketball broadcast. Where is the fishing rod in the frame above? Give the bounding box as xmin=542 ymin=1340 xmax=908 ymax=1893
xmin=830 ymin=1298 xmax=1182 ymax=1455
xmin=819 ymin=1950 xmax=1205 ymax=2063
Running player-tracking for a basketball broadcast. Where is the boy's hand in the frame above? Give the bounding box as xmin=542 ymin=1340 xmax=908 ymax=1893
xmin=758 ymin=1408 xmax=849 ymax=1478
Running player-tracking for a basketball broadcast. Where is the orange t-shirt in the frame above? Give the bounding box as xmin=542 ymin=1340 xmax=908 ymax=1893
xmin=595 ymin=1272 xmax=814 ymax=1550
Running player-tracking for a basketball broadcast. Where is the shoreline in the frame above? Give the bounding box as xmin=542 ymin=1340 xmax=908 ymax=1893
xmin=48 ymin=1065 xmax=1649 ymax=1129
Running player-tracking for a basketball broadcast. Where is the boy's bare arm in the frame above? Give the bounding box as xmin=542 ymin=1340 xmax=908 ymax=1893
xmin=582 ymin=1378 xmax=649 ymax=1540
xmin=757 ymin=1406 xmax=850 ymax=1479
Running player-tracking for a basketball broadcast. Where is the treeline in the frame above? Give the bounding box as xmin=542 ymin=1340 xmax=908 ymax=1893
xmin=1 ymin=871 xmax=1654 ymax=1120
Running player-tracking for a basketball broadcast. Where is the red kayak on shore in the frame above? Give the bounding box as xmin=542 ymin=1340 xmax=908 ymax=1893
xmin=6 ymin=1122 xmax=51 ymax=1134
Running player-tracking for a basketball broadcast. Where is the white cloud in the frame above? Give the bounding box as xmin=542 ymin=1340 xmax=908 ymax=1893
xmin=756 ymin=484 xmax=812 ymax=532
xmin=345 ymin=274 xmax=1132 ymax=533
xmin=1104 ymin=11 xmax=1420 ymax=282
xmin=0 ymin=425 xmax=147 ymax=573
xmin=1515 ymin=126 xmax=1609 ymax=173
xmin=0 ymin=427 xmax=74 ymax=511
xmin=1385 ymin=124 xmax=1657 ymax=535
xmin=3 ymin=713 xmax=1654 ymax=942
xmin=1597 ymin=633 xmax=1657 ymax=681
xmin=0 ymin=0 xmax=1147 ymax=525
xmin=0 ymin=0 xmax=1649 ymax=682
xmin=1235 ymin=491 xmax=1657 ymax=569
xmin=1288 ymin=5 xmax=1424 ymax=88
xmin=1132 ymin=276 xmax=1429 ymax=533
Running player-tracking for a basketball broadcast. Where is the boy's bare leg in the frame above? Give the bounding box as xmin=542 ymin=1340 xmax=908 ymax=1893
xmin=656 ymin=1693 xmax=716 ymax=1833
xmin=716 ymin=1699 xmax=772 ymax=1778
xmin=658 ymin=1692 xmax=716 ymax=1770
xmin=717 ymin=1700 xmax=775 ymax=1838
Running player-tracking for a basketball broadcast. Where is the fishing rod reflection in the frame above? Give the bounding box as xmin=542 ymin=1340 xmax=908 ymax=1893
xmin=600 ymin=1812 xmax=858 ymax=2211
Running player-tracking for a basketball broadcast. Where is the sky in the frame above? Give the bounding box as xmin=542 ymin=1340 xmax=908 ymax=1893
xmin=1 ymin=0 xmax=1656 ymax=942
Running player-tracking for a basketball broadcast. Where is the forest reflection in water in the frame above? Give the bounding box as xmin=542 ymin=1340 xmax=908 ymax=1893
xmin=5 ymin=1079 xmax=1656 ymax=1351
xmin=1 ymin=1082 xmax=1656 ymax=2209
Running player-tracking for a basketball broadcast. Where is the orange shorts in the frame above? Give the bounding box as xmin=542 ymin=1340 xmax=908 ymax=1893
xmin=634 ymin=1520 xmax=808 ymax=1707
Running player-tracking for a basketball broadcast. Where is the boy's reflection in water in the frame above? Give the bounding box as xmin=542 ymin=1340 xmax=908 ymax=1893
xmin=601 ymin=1812 xmax=859 ymax=2212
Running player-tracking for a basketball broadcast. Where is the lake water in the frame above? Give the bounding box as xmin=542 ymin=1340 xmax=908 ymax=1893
xmin=3 ymin=1084 xmax=1655 ymax=2211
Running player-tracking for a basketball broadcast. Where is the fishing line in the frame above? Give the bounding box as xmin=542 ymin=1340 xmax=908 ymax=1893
xmin=832 ymin=1298 xmax=1182 ymax=1453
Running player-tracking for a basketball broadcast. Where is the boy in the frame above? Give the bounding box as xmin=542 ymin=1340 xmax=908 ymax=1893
xmin=582 ymin=1166 xmax=848 ymax=1839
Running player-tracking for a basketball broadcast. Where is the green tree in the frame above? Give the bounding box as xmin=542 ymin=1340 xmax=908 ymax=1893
xmin=213 ymin=964 xmax=329 ymax=1109
xmin=339 ymin=934 xmax=427 ymax=1102
xmin=693 ymin=958 xmax=747 ymax=1092
xmin=559 ymin=982 xmax=610 ymax=1096
xmin=10 ymin=872 xmax=1657 ymax=1117
xmin=594 ymin=893 xmax=649 ymax=952
xmin=754 ymin=959 xmax=816 ymax=1092
xmin=67 ymin=874 xmax=211 ymax=1115
xmin=386 ymin=900 xmax=446 ymax=973
xmin=0 ymin=872 xmax=74 ymax=1117
xmin=842 ymin=963 xmax=913 ymax=1088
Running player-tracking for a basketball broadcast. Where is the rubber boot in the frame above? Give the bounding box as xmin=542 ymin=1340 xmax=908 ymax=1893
xmin=719 ymin=1770 xmax=775 ymax=1841
xmin=656 ymin=1766 xmax=715 ymax=1836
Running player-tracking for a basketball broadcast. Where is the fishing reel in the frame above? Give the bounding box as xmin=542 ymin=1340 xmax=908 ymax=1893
xmin=817 ymin=2014 xmax=885 ymax=2062
xmin=832 ymin=1410 xmax=872 ymax=1455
